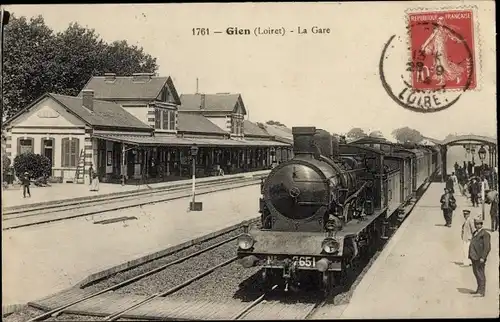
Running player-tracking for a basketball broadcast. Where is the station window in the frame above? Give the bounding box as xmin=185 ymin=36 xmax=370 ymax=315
xmin=169 ymin=111 xmax=175 ymax=130
xmin=155 ymin=108 xmax=176 ymax=131
xmin=155 ymin=109 xmax=161 ymax=129
xmin=18 ymin=138 xmax=34 ymax=155
xmin=162 ymin=110 xmax=169 ymax=130
xmin=61 ymin=138 xmax=79 ymax=167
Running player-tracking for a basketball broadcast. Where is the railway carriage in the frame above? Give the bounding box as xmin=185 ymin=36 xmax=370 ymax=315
xmin=237 ymin=127 xmax=441 ymax=293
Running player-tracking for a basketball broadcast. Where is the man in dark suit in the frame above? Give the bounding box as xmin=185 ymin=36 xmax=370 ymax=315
xmin=469 ymin=178 xmax=480 ymax=207
xmin=468 ymin=218 xmax=491 ymax=297
xmin=445 ymin=175 xmax=455 ymax=194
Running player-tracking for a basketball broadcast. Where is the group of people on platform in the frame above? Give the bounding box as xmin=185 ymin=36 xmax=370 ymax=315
xmin=449 ymin=161 xmax=496 ymax=207
xmin=439 ymin=162 xmax=498 ymax=298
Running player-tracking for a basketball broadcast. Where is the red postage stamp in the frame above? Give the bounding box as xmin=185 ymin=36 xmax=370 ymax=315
xmin=408 ymin=10 xmax=476 ymax=91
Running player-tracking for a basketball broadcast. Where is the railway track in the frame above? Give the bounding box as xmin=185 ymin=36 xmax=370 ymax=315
xmin=22 ymin=220 xmax=260 ymax=322
xmin=2 ymin=177 xmax=262 ymax=230
xmin=2 ymin=176 xmax=256 ymax=216
xmin=13 ymin=181 xmax=434 ymax=321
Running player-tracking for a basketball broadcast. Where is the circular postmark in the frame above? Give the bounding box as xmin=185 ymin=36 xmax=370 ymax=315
xmin=380 ymin=13 xmax=475 ymax=113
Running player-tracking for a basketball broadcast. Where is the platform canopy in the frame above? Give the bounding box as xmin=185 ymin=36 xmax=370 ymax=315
xmin=92 ymin=134 xmax=290 ymax=148
xmin=440 ymin=134 xmax=497 ymax=146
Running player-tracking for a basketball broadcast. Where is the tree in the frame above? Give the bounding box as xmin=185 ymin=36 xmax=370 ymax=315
xmin=369 ymin=131 xmax=385 ymax=139
xmin=266 ymin=120 xmax=287 ymax=127
xmin=3 ymin=15 xmax=159 ymax=119
xmin=347 ymin=127 xmax=367 ymax=139
xmin=13 ymin=153 xmax=51 ymax=179
xmin=2 ymin=154 xmax=11 ymax=173
xmin=392 ymin=127 xmax=424 ymax=144
xmin=444 ymin=133 xmax=457 ymax=141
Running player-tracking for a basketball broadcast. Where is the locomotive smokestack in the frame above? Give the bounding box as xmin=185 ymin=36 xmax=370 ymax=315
xmin=292 ymin=127 xmax=316 ymax=155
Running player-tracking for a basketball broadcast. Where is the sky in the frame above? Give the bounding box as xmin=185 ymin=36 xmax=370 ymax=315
xmin=4 ymin=2 xmax=497 ymax=141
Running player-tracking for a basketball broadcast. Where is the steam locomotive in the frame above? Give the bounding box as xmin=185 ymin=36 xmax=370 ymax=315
xmin=237 ymin=127 xmax=441 ymax=293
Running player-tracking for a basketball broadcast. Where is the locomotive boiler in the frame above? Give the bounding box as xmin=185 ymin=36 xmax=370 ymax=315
xmin=237 ymin=127 xmax=376 ymax=293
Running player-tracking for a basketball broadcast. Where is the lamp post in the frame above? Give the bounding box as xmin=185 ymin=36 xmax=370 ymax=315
xmin=189 ymin=144 xmax=203 ymax=211
xmin=470 ymin=145 xmax=476 ymax=166
xmin=478 ymin=145 xmax=487 ymax=220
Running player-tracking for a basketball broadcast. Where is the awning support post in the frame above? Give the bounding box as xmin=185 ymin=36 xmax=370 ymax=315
xmin=121 ymin=143 xmax=126 ymax=186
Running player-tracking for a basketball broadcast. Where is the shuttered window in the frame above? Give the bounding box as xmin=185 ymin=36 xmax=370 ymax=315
xmin=162 ymin=110 xmax=169 ymax=130
xmin=61 ymin=138 xmax=79 ymax=167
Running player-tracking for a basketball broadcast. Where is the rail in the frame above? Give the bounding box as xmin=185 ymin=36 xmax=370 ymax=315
xmin=27 ymin=222 xmax=256 ymax=322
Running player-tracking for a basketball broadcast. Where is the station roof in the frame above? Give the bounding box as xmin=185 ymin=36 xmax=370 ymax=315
xmin=179 ymin=93 xmax=245 ymax=114
xmin=92 ymin=134 xmax=290 ymax=147
xmin=79 ymin=75 xmax=181 ymax=104
xmin=4 ymin=93 xmax=152 ymax=132
xmin=243 ymin=120 xmax=272 ymax=137
xmin=177 ymin=112 xmax=228 ymax=135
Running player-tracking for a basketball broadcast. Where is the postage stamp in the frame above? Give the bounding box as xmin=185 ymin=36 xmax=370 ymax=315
xmin=379 ymin=6 xmax=480 ymax=113
xmin=408 ymin=10 xmax=476 ymax=91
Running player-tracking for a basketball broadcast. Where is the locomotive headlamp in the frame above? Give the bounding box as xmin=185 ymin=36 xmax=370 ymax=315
xmin=321 ymin=237 xmax=340 ymax=253
xmin=237 ymin=233 xmax=254 ymax=250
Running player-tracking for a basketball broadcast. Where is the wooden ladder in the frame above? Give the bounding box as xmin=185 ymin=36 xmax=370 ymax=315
xmin=74 ymin=149 xmax=85 ymax=184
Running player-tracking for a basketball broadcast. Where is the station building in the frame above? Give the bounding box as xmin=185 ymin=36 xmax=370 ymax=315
xmin=3 ymin=73 xmax=292 ymax=184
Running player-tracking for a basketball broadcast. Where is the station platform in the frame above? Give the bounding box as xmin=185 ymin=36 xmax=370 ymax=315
xmin=1 ymin=170 xmax=269 ymax=209
xmin=327 ymin=183 xmax=499 ymax=319
xmin=2 ymin=184 xmax=262 ymax=306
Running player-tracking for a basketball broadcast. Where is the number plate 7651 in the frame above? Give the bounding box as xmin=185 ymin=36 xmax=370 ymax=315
xmin=292 ymin=256 xmax=316 ymax=267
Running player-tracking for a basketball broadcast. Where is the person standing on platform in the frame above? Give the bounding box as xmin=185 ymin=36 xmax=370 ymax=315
xmin=486 ymin=190 xmax=498 ymax=232
xmin=454 ymin=162 xmax=460 ymax=174
xmin=461 ymin=209 xmax=475 ymax=266
xmin=446 ymin=175 xmax=455 ymax=194
xmin=481 ymin=176 xmax=490 ymax=192
xmin=468 ymin=218 xmax=491 ymax=297
xmin=21 ymin=171 xmax=31 ymax=198
xmin=88 ymin=163 xmax=94 ymax=187
xmin=467 ymin=161 xmax=473 ymax=177
xmin=451 ymin=172 xmax=458 ymax=191
xmin=440 ymin=188 xmax=457 ymax=227
xmin=470 ymin=178 xmax=480 ymax=207
xmin=90 ymin=166 xmax=100 ymax=192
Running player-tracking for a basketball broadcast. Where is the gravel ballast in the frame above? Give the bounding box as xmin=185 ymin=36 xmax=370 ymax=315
xmin=115 ymin=240 xmax=239 ymax=296
xmin=84 ymin=221 xmax=259 ymax=294
xmin=2 ymin=306 xmax=45 ymax=322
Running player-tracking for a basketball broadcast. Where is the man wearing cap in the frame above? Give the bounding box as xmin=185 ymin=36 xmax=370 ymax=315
xmin=20 ymin=171 xmax=31 ymax=198
xmin=440 ymin=188 xmax=457 ymax=227
xmin=461 ymin=210 xmax=475 ymax=266
xmin=468 ymin=218 xmax=491 ymax=297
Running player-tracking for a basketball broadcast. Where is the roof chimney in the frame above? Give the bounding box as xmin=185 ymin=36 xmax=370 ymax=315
xmin=132 ymin=72 xmax=154 ymax=82
xmin=104 ymin=73 xmax=116 ymax=82
xmin=200 ymin=94 xmax=206 ymax=110
xmin=82 ymin=90 xmax=94 ymax=111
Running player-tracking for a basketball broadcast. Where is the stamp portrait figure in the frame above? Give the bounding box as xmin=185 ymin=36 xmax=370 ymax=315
xmin=409 ymin=10 xmax=477 ymax=91
xmin=420 ymin=16 xmax=465 ymax=86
